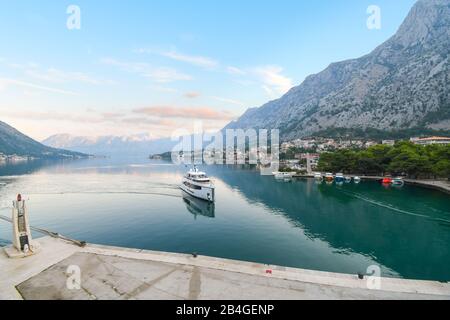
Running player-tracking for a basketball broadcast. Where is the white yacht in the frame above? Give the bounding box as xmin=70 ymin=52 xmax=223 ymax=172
xmin=180 ymin=167 xmax=215 ymax=202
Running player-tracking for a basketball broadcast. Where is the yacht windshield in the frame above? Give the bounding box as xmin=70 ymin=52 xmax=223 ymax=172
xmin=187 ymin=173 xmax=210 ymax=181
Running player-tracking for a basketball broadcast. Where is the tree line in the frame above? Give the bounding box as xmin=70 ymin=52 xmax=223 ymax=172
xmin=317 ymin=141 xmax=450 ymax=179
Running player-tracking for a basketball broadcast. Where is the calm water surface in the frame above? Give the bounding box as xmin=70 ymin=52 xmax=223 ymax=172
xmin=0 ymin=158 xmax=449 ymax=281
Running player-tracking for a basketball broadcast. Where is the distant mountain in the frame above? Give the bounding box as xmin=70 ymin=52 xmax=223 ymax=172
xmin=226 ymin=0 xmax=450 ymax=140
xmin=42 ymin=133 xmax=178 ymax=156
xmin=0 ymin=120 xmax=88 ymax=159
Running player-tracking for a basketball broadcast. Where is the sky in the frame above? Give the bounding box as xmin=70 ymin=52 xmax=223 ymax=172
xmin=0 ymin=0 xmax=417 ymax=141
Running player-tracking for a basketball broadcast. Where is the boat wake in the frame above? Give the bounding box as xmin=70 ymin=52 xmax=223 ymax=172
xmin=25 ymin=191 xmax=183 ymax=199
xmin=337 ymin=189 xmax=450 ymax=224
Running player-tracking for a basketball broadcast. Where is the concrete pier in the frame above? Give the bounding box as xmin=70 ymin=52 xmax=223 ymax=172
xmin=1 ymin=236 xmax=449 ymax=300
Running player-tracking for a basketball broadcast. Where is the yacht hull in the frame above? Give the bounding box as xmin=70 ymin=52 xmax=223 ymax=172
xmin=180 ymin=180 xmax=215 ymax=202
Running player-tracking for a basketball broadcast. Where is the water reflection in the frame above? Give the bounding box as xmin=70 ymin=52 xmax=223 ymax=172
xmin=0 ymin=159 xmax=51 ymax=176
xmin=182 ymin=192 xmax=215 ymax=219
xmin=0 ymin=158 xmax=449 ymax=281
xmin=213 ymin=169 xmax=450 ymax=281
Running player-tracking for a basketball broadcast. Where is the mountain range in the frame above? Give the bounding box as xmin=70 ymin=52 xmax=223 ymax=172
xmin=42 ymin=133 xmax=177 ymax=157
xmin=0 ymin=120 xmax=87 ymax=159
xmin=6 ymin=0 xmax=450 ymax=158
xmin=225 ymin=0 xmax=450 ymax=140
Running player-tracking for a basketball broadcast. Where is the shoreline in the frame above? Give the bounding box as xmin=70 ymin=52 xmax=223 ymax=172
xmin=359 ymin=176 xmax=450 ymax=195
xmin=403 ymin=179 xmax=450 ymax=195
xmin=292 ymin=174 xmax=450 ymax=194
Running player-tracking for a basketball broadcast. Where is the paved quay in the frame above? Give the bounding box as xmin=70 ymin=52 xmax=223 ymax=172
xmin=1 ymin=236 xmax=449 ymax=300
xmin=404 ymin=179 xmax=450 ymax=194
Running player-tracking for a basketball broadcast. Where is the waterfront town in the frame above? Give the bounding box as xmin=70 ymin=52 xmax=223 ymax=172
xmin=150 ymin=135 xmax=450 ymax=178
xmin=0 ymin=153 xmax=31 ymax=163
xmin=281 ymin=136 xmax=450 ymax=154
xmin=280 ymin=136 xmax=450 ymax=173
xmin=2 ymin=0 xmax=450 ymax=307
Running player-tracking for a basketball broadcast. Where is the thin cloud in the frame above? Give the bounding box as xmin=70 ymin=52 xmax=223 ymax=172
xmin=144 ymin=67 xmax=192 ymax=83
xmin=122 ymin=117 xmax=176 ymax=127
xmin=227 ymin=66 xmax=246 ymax=75
xmin=253 ymin=65 xmax=293 ymax=97
xmin=211 ymin=96 xmax=245 ymax=106
xmin=0 ymin=78 xmax=78 ymax=96
xmin=133 ymin=106 xmax=236 ymax=121
xmin=2 ymin=109 xmax=174 ymax=130
xmin=262 ymin=85 xmax=276 ymax=99
xmin=0 ymin=80 xmax=7 ymax=91
xmin=1 ymin=110 xmax=102 ymax=123
xmin=101 ymin=58 xmax=192 ymax=83
xmin=150 ymin=85 xmax=178 ymax=93
xmin=138 ymin=48 xmax=218 ymax=69
xmin=101 ymin=58 xmax=150 ymax=73
xmin=8 ymin=62 xmax=113 ymax=85
xmin=184 ymin=92 xmax=201 ymax=99
xmin=162 ymin=51 xmax=218 ymax=69
xmin=101 ymin=112 xmax=126 ymax=120
xmin=234 ymin=78 xmax=256 ymax=86
xmin=26 ymin=68 xmax=113 ymax=85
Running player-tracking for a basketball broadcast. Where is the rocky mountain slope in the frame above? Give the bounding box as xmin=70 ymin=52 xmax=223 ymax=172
xmin=226 ymin=0 xmax=450 ymax=140
xmin=0 ymin=120 xmax=87 ymax=159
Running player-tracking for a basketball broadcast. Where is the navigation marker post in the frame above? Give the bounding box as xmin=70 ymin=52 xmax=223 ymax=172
xmin=4 ymin=194 xmax=41 ymax=258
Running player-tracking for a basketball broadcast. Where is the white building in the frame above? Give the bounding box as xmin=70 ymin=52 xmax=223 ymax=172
xmin=382 ymin=140 xmax=396 ymax=146
xmin=411 ymin=136 xmax=450 ymax=145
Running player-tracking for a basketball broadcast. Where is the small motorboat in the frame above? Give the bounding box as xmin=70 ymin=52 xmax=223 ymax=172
xmin=273 ymin=172 xmax=295 ymax=180
xmin=314 ymin=172 xmax=323 ymax=181
xmin=392 ymin=177 xmax=405 ymax=186
xmin=325 ymin=173 xmax=334 ymax=182
xmin=382 ymin=177 xmax=393 ymax=184
xmin=344 ymin=176 xmax=352 ymax=183
xmin=180 ymin=167 xmax=215 ymax=202
xmin=335 ymin=173 xmax=344 ymax=183
xmin=354 ymin=176 xmax=361 ymax=184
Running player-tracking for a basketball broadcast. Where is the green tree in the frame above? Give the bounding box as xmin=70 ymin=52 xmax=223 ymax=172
xmin=317 ymin=140 xmax=450 ymax=179
xmin=432 ymin=160 xmax=450 ymax=179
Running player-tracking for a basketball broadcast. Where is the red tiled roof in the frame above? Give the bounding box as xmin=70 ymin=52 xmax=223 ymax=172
xmin=417 ymin=136 xmax=450 ymax=141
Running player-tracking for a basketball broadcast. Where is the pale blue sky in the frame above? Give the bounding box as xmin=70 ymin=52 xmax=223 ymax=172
xmin=0 ymin=0 xmax=416 ymax=140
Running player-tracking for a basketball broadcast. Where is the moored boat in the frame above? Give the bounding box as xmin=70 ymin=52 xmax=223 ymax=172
xmin=325 ymin=173 xmax=334 ymax=182
xmin=354 ymin=176 xmax=361 ymax=184
xmin=273 ymin=172 xmax=295 ymax=180
xmin=180 ymin=167 xmax=215 ymax=202
xmin=392 ymin=177 xmax=405 ymax=186
xmin=344 ymin=176 xmax=352 ymax=183
xmin=314 ymin=172 xmax=323 ymax=181
xmin=335 ymin=173 xmax=344 ymax=183
xmin=382 ymin=177 xmax=393 ymax=184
